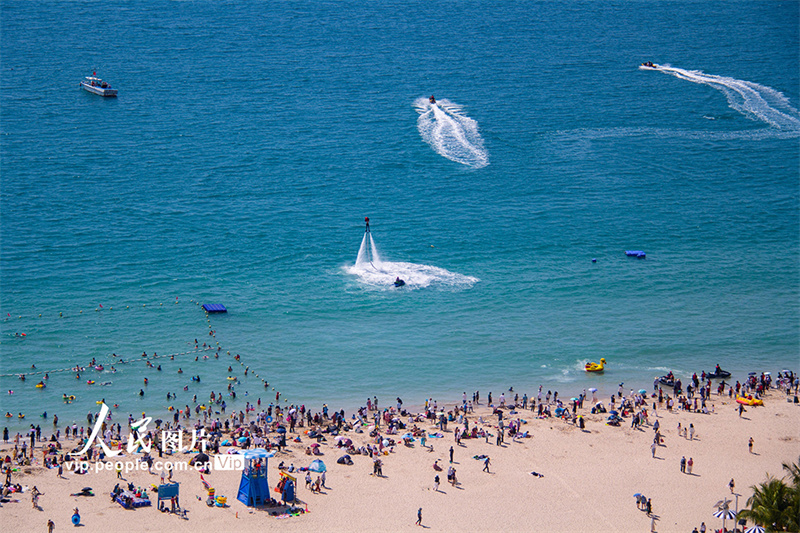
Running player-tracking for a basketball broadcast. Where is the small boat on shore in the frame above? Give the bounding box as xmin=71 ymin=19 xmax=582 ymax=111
xmin=80 ymin=73 xmax=117 ymax=97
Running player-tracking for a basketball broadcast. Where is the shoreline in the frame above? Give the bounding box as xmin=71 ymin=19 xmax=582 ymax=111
xmin=3 ymin=376 xmax=798 ymax=532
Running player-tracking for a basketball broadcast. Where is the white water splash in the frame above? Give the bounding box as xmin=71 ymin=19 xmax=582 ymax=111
xmin=346 ymin=228 xmax=478 ymax=290
xmin=415 ymin=97 xmax=489 ymax=168
xmin=643 ymin=64 xmax=800 ymax=131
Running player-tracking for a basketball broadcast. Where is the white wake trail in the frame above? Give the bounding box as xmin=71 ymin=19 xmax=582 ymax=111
xmin=415 ymin=97 xmax=489 ymax=168
xmin=645 ymin=64 xmax=800 ymax=131
xmin=347 ymin=229 xmax=478 ymax=290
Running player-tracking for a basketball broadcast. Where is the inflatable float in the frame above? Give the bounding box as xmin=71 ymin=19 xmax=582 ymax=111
xmin=736 ymin=395 xmax=763 ymax=406
xmin=35 ymin=382 xmax=46 ymax=388
xmin=585 ymin=358 xmax=606 ymax=372
xmin=86 ymin=380 xmax=95 ymax=385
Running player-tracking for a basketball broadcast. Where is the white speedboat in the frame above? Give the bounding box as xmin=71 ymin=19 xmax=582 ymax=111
xmin=80 ymin=74 xmax=117 ymax=97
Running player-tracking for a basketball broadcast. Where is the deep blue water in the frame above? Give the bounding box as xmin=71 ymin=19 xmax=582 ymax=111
xmin=1 ymin=0 xmax=798 ymax=432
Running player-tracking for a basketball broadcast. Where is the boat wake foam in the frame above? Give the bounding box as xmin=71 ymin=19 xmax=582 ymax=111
xmin=346 ymin=260 xmax=479 ymax=290
xmin=648 ymin=65 xmax=800 ymax=131
xmin=346 ymin=230 xmax=478 ymax=290
xmin=415 ymin=97 xmax=489 ymax=168
xmin=547 ymin=125 xmax=800 ymax=143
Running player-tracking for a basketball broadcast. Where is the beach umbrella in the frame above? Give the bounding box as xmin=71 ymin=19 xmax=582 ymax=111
xmin=609 ymin=410 xmax=619 ymax=416
xmin=237 ymin=436 xmax=247 ymax=443
xmin=638 ymin=389 xmax=647 ymax=395
xmin=276 ymin=426 xmax=287 ymax=434
xmin=309 ymin=459 xmax=326 ymax=472
xmin=588 ymin=388 xmax=598 ymax=393
xmin=195 ymin=452 xmax=210 ymax=464
xmin=310 ymin=442 xmax=320 ymax=448
xmin=744 ymin=526 xmax=765 ymax=533
xmin=713 ymin=509 xmax=737 ymax=531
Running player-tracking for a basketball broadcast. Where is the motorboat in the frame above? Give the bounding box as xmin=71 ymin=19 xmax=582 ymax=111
xmin=640 ymin=61 xmax=656 ymax=68
xmin=80 ymin=74 xmax=117 ymax=97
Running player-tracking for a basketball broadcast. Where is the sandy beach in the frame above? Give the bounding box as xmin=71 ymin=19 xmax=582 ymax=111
xmin=2 ymin=381 xmax=798 ymax=533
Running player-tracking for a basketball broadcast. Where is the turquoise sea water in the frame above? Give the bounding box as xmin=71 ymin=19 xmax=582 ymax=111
xmin=1 ymin=1 xmax=798 ymax=433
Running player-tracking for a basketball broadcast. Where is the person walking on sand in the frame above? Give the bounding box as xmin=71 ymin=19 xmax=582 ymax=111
xmin=729 ymin=478 xmax=735 ymax=493
xmin=416 ymin=507 xmax=422 ymax=526
xmin=449 ymin=446 xmax=454 ymax=463
xmin=483 ymin=456 xmax=491 ymax=473
xmin=748 ymin=437 xmax=754 ymax=453
xmin=31 ymin=486 xmax=41 ymax=508
xmin=689 ymin=423 xmax=695 ymax=440
xmin=651 ymin=442 xmax=657 ymax=458
xmin=645 ymin=498 xmax=652 ymax=516
xmin=48 ymin=519 xmax=55 ymax=533
xmin=687 ymin=457 xmax=693 ymax=474
xmin=433 ymin=474 xmax=440 ymax=492
xmin=680 ymin=456 xmax=686 ymax=473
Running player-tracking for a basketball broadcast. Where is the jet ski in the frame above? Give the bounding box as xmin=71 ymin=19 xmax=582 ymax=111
xmin=640 ymin=61 xmax=656 ymax=68
xmin=394 ymin=277 xmax=406 ymax=287
xmin=706 ymin=366 xmax=731 ymax=379
xmin=429 ymin=95 xmax=436 ymax=104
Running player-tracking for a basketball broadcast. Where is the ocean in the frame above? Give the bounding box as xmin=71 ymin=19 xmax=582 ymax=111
xmin=1 ymin=0 xmax=798 ymax=433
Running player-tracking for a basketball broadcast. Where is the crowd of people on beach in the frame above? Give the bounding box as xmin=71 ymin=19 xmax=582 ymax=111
xmin=2 ymin=346 xmax=798 ymax=533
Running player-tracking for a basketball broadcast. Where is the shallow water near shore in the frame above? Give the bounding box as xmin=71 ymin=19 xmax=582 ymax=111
xmin=1 ymin=1 xmax=798 ymax=432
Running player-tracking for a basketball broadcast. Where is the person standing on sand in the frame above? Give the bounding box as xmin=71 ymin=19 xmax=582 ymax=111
xmin=687 ymin=457 xmax=693 ymax=474
xmin=680 ymin=456 xmax=686 ymax=473
xmin=645 ymin=498 xmax=652 ymax=516
xmin=433 ymin=475 xmax=439 ymax=492
xmin=449 ymin=446 xmax=454 ymax=463
xmin=416 ymin=507 xmax=422 ymax=526
xmin=651 ymin=442 xmax=657 ymax=458
xmin=748 ymin=437 xmax=754 ymax=453
xmin=48 ymin=519 xmax=55 ymax=532
xmin=700 ymin=522 xmax=706 ymax=533
xmin=729 ymin=478 xmax=735 ymax=493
